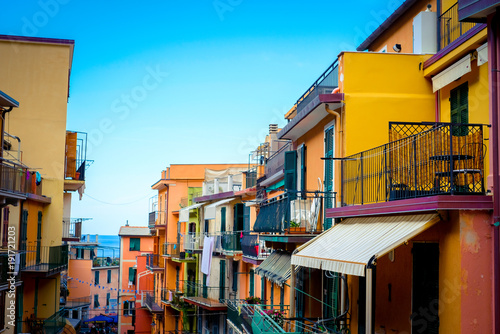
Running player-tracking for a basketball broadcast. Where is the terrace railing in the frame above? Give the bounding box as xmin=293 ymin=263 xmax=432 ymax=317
xmin=263 ymin=141 xmax=293 ymax=180
xmin=21 ymin=243 xmax=68 ymax=273
xmin=43 ymin=309 xmax=67 ymax=334
xmin=0 ymin=159 xmax=43 ymax=196
xmin=241 ymin=234 xmax=271 ymax=260
xmin=295 ymin=60 xmax=338 ymax=115
xmin=253 ymin=191 xmax=336 ymax=233
xmin=62 ymin=219 xmax=83 ymax=240
xmin=183 ymin=232 xmax=202 ymax=252
xmin=341 ymin=122 xmax=485 ymax=206
xmin=64 ymin=296 xmax=91 ymax=308
xmin=438 ymin=2 xmax=476 ymax=50
xmin=146 ymin=253 xmax=163 ymax=269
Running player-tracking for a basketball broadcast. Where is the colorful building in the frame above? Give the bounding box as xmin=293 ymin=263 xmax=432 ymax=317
xmin=0 ymin=34 xmax=89 ymax=334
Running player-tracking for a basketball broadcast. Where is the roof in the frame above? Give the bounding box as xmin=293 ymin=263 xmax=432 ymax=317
xmin=118 ymin=226 xmax=151 ymax=236
xmin=356 ymin=0 xmax=420 ymax=51
xmin=0 ymin=90 xmax=19 ymax=108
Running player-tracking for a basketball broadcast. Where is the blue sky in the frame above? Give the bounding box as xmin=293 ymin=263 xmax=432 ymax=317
xmin=2 ymin=0 xmax=404 ymax=235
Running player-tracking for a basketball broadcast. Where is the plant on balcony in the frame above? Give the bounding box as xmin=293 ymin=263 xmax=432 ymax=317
xmin=244 ymin=296 xmax=262 ymax=304
xmin=289 ymin=220 xmax=300 ymax=228
xmin=286 ymin=220 xmax=306 ymax=234
xmin=264 ymin=309 xmax=284 ymax=327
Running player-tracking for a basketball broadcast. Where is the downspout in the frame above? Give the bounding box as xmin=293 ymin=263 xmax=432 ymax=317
xmin=366 ymin=256 xmax=377 ymax=334
xmin=488 ymin=10 xmax=500 ymax=334
xmin=435 ymin=91 xmax=440 ymax=122
xmin=325 ymin=103 xmax=343 ymax=204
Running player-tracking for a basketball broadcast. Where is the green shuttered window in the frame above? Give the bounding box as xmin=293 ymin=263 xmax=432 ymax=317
xmin=450 ymin=82 xmax=469 ymax=136
xmin=129 ymin=238 xmax=140 ymax=251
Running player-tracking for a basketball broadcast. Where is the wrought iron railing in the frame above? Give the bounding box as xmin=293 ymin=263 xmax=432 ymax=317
xmin=161 ymin=287 xmax=175 ymax=304
xmin=183 ymin=232 xmax=202 ymax=252
xmin=295 ymin=60 xmax=338 ymax=115
xmin=241 ymin=234 xmax=271 ymax=260
xmin=62 ymin=219 xmax=83 ymax=240
xmin=64 ymin=296 xmax=92 ymax=308
xmin=65 ymin=131 xmax=88 ymax=181
xmin=253 ymin=191 xmax=336 ymax=233
xmin=341 ymin=122 xmax=485 ymax=206
xmin=0 ymin=159 xmax=43 ymax=196
xmin=263 ymin=141 xmax=293 ymax=180
xmin=21 ymin=243 xmax=68 ymax=272
xmin=146 ymin=253 xmax=163 ymax=269
xmin=210 ymin=231 xmax=243 ymax=253
xmin=438 ymin=2 xmax=476 ymax=50
xmin=162 ymin=242 xmax=191 ymax=260
xmin=245 ymin=168 xmax=258 ymax=188
xmin=180 ymin=280 xmax=229 ymax=304
xmin=148 ymin=211 xmax=157 ymax=227
xmin=144 ymin=291 xmax=162 ymax=312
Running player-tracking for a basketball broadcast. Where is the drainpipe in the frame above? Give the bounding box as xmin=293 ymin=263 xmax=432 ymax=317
xmin=435 ymin=91 xmax=440 ymax=122
xmin=488 ymin=10 xmax=500 ymax=334
xmin=366 ymin=256 xmax=376 ymax=334
xmin=325 ymin=103 xmax=343 ymax=203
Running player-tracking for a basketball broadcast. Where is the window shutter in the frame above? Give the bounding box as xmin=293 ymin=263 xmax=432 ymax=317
xmin=284 ymin=150 xmax=298 ymax=198
xmin=95 ymin=271 xmax=99 ymax=285
xmin=249 ymin=269 xmax=255 ymax=296
xmin=324 ymin=127 xmax=335 ymax=229
xmin=233 ymin=203 xmax=244 ymax=231
xmin=129 ymin=267 xmax=136 ymax=285
xmin=106 ymin=293 xmax=110 ymax=306
xmin=107 ymin=270 xmax=111 ymax=283
xmin=221 ymin=207 xmax=226 ymax=233
xmin=261 ymin=276 xmax=266 ymax=301
xmin=450 ymin=83 xmax=469 ymax=136
xmin=243 ymin=205 xmax=250 ymax=233
xmin=232 ymin=260 xmax=238 ymax=292
xmin=219 ymin=260 xmax=226 ymax=300
xmin=300 ymin=145 xmax=306 ymax=192
xmin=94 ymin=294 xmax=99 ymax=308
xmin=203 ymin=273 xmax=208 ymax=298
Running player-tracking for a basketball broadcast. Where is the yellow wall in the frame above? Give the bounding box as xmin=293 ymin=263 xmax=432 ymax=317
xmin=368 ymin=0 xmax=438 ymax=53
xmin=340 ymin=52 xmax=435 ymax=156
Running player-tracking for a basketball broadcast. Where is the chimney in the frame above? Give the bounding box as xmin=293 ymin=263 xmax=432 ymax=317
xmin=269 ymin=124 xmax=278 ymax=134
xmin=95 ymin=234 xmax=98 ymax=243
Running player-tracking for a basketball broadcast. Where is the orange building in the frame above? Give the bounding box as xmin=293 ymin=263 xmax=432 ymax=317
xmin=118 ymin=226 xmax=154 ymax=334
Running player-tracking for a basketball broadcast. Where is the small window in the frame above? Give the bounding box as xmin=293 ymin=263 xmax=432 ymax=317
xmin=129 ymin=238 xmax=140 ymax=251
xmin=128 ymin=267 xmax=137 ymax=285
xmin=94 ymin=294 xmax=99 ymax=308
xmin=106 ymin=293 xmax=110 ymax=306
xmin=107 ymin=270 xmax=111 ymax=283
xmin=123 ymin=301 xmax=129 ymax=316
xmin=95 ymin=271 xmax=99 ymax=285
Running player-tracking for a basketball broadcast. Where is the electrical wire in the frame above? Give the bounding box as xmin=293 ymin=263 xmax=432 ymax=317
xmin=83 ymin=193 xmax=152 ymax=206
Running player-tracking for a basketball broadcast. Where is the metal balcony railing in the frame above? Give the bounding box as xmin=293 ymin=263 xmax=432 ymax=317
xmin=295 ymin=60 xmax=338 ymax=115
xmin=0 ymin=159 xmax=43 ymax=196
xmin=146 ymin=253 xmax=163 ymax=269
xmin=245 ymin=168 xmax=258 ymax=188
xmin=262 ymin=141 xmax=292 ymax=181
xmin=64 ymin=296 xmax=91 ymax=308
xmin=162 ymin=242 xmax=191 ymax=260
xmin=62 ymin=218 xmax=83 ymax=240
xmin=253 ymin=191 xmax=336 ymax=233
xmin=241 ymin=234 xmax=271 ymax=260
xmin=180 ymin=280 xmax=229 ymax=305
xmin=183 ymin=232 xmax=202 ymax=252
xmin=65 ymin=131 xmax=89 ymax=181
xmin=161 ymin=287 xmax=175 ymax=304
xmin=21 ymin=242 xmax=68 ymax=273
xmin=148 ymin=211 xmax=157 ymax=227
xmin=144 ymin=291 xmax=162 ymax=313
xmin=341 ymin=122 xmax=485 ymax=206
xmin=43 ymin=309 xmax=67 ymax=334
xmin=438 ymin=2 xmax=476 ymax=50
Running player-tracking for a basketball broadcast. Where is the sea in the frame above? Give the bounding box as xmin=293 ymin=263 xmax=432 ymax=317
xmin=80 ymin=234 xmax=120 ymax=259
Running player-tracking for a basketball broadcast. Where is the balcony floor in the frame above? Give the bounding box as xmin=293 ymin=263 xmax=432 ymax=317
xmin=183 ymin=296 xmax=227 ymax=311
xmin=327 ymin=195 xmax=493 ymax=219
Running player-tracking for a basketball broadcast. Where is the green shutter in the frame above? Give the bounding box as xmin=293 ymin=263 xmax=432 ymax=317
xmin=232 ymin=261 xmax=238 ymax=292
xmin=107 ymin=270 xmax=111 ymax=283
xmin=203 ymin=274 xmax=208 ymax=298
xmin=221 ymin=207 xmax=226 ymax=233
xmin=243 ymin=205 xmax=250 ymax=232
xmin=270 ymin=282 xmax=274 ymax=306
xmin=450 ymin=83 xmax=469 ymax=136
xmin=249 ymin=269 xmax=255 ymax=296
xmin=284 ymin=150 xmax=298 ymax=193
xmin=219 ymin=260 xmax=226 ymax=300
xmin=94 ymin=294 xmax=99 ymax=308
xmin=300 ymin=145 xmax=306 ymax=192
xmin=324 ymin=275 xmax=339 ymax=318
xmin=130 ymin=238 xmax=140 ymax=251
xmin=106 ymin=292 xmax=110 ymax=306
xmin=129 ymin=267 xmax=136 ymax=284
xmin=324 ymin=127 xmax=335 ymax=229
xmin=261 ymin=276 xmax=266 ymax=301
xmin=95 ymin=271 xmax=99 ymax=285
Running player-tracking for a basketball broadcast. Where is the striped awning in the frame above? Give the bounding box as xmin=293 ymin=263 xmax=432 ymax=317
xmin=255 ymin=250 xmax=292 ymax=286
xmin=179 ymin=203 xmax=204 ymax=222
xmin=432 ymin=54 xmax=471 ymax=92
xmin=204 ymin=198 xmax=234 ymax=220
xmin=291 ymin=213 xmax=440 ymax=277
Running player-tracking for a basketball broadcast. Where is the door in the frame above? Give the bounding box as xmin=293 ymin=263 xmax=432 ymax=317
xmin=412 ymin=243 xmax=439 ymax=334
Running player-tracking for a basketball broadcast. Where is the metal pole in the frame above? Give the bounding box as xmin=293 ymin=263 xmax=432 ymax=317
xmin=366 ymin=268 xmax=373 ymax=334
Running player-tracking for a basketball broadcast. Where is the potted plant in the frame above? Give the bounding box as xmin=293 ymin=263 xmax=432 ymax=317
xmin=287 ymin=221 xmax=306 ymax=234
xmin=244 ymin=296 xmax=262 ymax=305
xmin=264 ymin=309 xmax=284 ymax=327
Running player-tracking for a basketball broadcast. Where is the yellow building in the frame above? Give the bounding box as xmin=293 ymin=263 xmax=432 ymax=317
xmin=0 ymin=34 xmax=88 ymax=334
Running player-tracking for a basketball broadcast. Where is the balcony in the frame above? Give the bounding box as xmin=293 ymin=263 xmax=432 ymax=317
xmin=42 ymin=309 xmax=67 ymax=334
xmin=21 ymin=243 xmax=68 ymax=273
xmin=210 ymin=231 xmax=243 ymax=254
xmin=295 ymin=61 xmax=338 ymax=116
xmin=143 ymin=291 xmax=163 ymax=313
xmin=63 ymin=296 xmax=91 ymax=308
xmin=438 ymin=2 xmax=476 ymax=50
xmin=0 ymin=251 xmax=23 ymax=289
xmin=161 ymin=287 xmax=175 ymax=304
xmin=162 ymin=241 xmax=194 ymax=261
xmin=183 ymin=232 xmax=202 ymax=252
xmin=241 ymin=234 xmax=271 ymax=262
xmin=340 ymin=122 xmax=486 ymax=207
xmin=148 ymin=211 xmax=158 ymax=228
xmin=258 ymin=141 xmax=292 ymax=185
xmin=64 ymin=131 xmax=91 ymax=192
xmin=201 ymin=175 xmax=243 ymax=197
xmin=62 ymin=218 xmax=84 ymax=241
xmin=0 ymin=159 xmax=44 ymax=202
xmin=145 ymin=253 xmax=163 ymax=271
xmin=253 ymin=191 xmax=336 ymax=235
xmin=181 ymin=280 xmax=228 ymax=310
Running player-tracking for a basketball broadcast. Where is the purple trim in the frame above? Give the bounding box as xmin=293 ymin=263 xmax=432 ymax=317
xmin=326 ymin=195 xmax=493 ymax=218
xmin=458 ymin=0 xmax=500 ymax=21
xmin=242 ymin=256 xmax=264 ymax=265
xmin=0 ymin=34 xmax=74 ymax=45
xmin=194 ymin=191 xmax=236 ymax=203
xmin=278 ymin=93 xmax=343 ymax=140
xmin=357 ymin=0 xmax=420 ymax=51
xmin=424 ymin=23 xmax=487 ymax=69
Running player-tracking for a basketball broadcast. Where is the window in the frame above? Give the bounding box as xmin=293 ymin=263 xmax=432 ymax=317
xmin=107 ymin=270 xmax=111 ymax=283
xmin=94 ymin=294 xmax=99 ymax=308
xmin=450 ymin=82 xmax=469 ymax=136
xmin=128 ymin=267 xmax=137 ymax=285
xmin=284 ymin=150 xmax=298 ymax=193
xmin=219 ymin=260 xmax=226 ymax=300
xmin=232 ymin=260 xmax=238 ymax=292
xmin=204 ymin=219 xmax=209 ymax=234
xmin=95 ymin=271 xmax=99 ymax=285
xmin=106 ymin=293 xmax=110 ymax=306
xmin=124 ymin=301 xmax=129 ymax=316
xmin=123 ymin=301 xmax=135 ymax=316
xmin=129 ymin=238 xmax=140 ymax=251
xmin=2 ymin=208 xmax=9 ymax=248
xmin=249 ymin=269 xmax=254 ymax=296
xmin=221 ymin=207 xmax=226 ymax=233
xmin=297 ymin=145 xmax=306 ymax=192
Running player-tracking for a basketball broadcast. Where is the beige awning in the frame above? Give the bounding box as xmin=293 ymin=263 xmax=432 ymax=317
xmin=291 ymin=213 xmax=440 ymax=277
xmin=255 ymin=250 xmax=293 ymax=286
xmin=179 ymin=203 xmax=204 ymax=222
xmin=432 ymin=54 xmax=471 ymax=92
xmin=204 ymin=198 xmax=235 ymax=220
